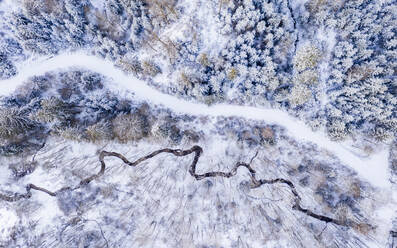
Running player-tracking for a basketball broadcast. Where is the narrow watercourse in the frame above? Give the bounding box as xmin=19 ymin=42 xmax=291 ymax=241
xmin=0 ymin=145 xmax=356 ymax=227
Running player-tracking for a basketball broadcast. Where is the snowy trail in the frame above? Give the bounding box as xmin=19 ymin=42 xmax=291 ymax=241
xmin=0 ymin=52 xmax=391 ymax=188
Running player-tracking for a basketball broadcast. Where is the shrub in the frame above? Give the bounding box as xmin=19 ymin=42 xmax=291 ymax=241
xmin=198 ymin=53 xmax=210 ymax=67
xmin=182 ymin=130 xmax=200 ymax=143
xmin=293 ymin=45 xmax=322 ymax=72
xmin=151 ymin=116 xmax=184 ymax=144
xmin=112 ymin=113 xmax=148 ymax=143
xmin=53 ymin=126 xmax=83 ymax=141
xmin=15 ymin=74 xmax=53 ymax=100
xmin=227 ymin=68 xmax=238 ymax=81
xmin=288 ymin=84 xmax=312 ymax=107
xmin=85 ymin=120 xmax=113 ymax=142
xmin=370 ymin=125 xmax=393 ymax=142
xmin=178 ymin=71 xmax=201 ymax=88
xmin=9 ymin=161 xmax=37 ymax=178
xmin=116 ymin=58 xmax=143 ymax=75
xmin=294 ymin=69 xmax=319 ymax=86
xmin=327 ymin=118 xmax=348 ymax=140
xmin=257 ymin=126 xmax=275 ymax=145
xmin=32 ymin=97 xmax=73 ymax=123
xmin=0 ymin=54 xmax=17 ymax=79
xmin=151 ymin=119 xmax=170 ymax=140
xmin=0 ymin=108 xmax=34 ymax=140
xmin=144 ymin=0 xmax=179 ymax=29
xmin=142 ymin=60 xmax=161 ymax=77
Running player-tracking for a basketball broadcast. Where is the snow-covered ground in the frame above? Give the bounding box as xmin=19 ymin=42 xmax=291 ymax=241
xmin=0 ymin=206 xmax=18 ymax=240
xmin=0 ymin=133 xmax=393 ymax=247
xmin=0 ymin=52 xmax=392 ymax=189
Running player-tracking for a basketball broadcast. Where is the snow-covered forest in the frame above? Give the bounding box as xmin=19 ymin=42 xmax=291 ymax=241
xmin=1 ymin=0 xmax=395 ymax=141
xmin=0 ymin=0 xmax=395 ymax=247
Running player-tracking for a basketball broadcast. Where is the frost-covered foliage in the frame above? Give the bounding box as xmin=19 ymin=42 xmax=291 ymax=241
xmin=10 ymin=0 xmax=89 ymax=54
xmin=0 ymin=69 xmax=204 ymax=146
xmin=292 ymin=0 xmax=397 ymax=140
xmin=0 ymin=36 xmax=24 ymax=79
xmin=112 ymin=112 xmax=149 ymax=143
xmin=85 ymin=120 xmax=113 ymax=142
xmin=216 ymin=0 xmax=295 ymax=96
xmin=32 ymin=97 xmax=74 ymax=123
xmin=151 ymin=114 xmax=184 ymax=144
xmin=88 ymin=0 xmax=151 ymax=60
xmin=0 ymin=54 xmax=17 ymax=79
xmin=145 ymin=0 xmax=320 ymax=115
xmin=293 ymin=44 xmax=322 ymax=72
xmin=213 ymin=116 xmax=281 ymax=147
xmin=288 ymin=84 xmax=312 ymax=108
xmin=4 ymin=0 xmax=179 ymax=63
xmin=0 ymin=70 xmax=136 ymax=148
xmin=171 ymin=0 xmax=296 ymax=104
xmin=2 ymin=0 xmax=396 ymax=142
xmin=289 ymin=44 xmax=322 ymax=107
xmin=0 ymin=1 xmax=395 ymax=246
xmin=0 ymin=108 xmax=34 ymax=140
xmin=6 ymin=0 xmax=152 ymax=59
xmin=0 ymin=107 xmax=42 ymax=156
xmin=162 ymin=0 xmax=396 ymax=141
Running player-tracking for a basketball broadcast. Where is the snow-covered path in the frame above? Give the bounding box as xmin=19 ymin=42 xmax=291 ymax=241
xmin=0 ymin=52 xmax=391 ymax=188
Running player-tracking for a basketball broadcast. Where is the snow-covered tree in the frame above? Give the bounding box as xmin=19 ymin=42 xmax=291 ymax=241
xmin=289 ymin=84 xmax=312 ymax=107
xmin=85 ymin=120 xmax=113 ymax=142
xmin=0 ymin=108 xmax=34 ymax=139
xmin=112 ymin=112 xmax=149 ymax=143
xmin=32 ymin=97 xmax=73 ymax=124
xmin=0 ymin=55 xmax=16 ymax=79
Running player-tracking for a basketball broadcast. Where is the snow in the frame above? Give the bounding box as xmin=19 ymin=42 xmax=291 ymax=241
xmin=0 ymin=52 xmax=392 ymax=188
xmin=0 ymin=125 xmax=390 ymax=246
xmin=369 ymin=188 xmax=397 ymax=247
xmin=290 ymin=0 xmax=310 ymax=9
xmin=0 ymin=0 xmax=19 ymax=13
xmin=145 ymin=0 xmax=230 ymax=89
xmin=0 ymin=206 xmax=18 ymax=241
xmin=317 ymin=28 xmax=337 ymax=52
xmin=90 ymin=0 xmax=106 ymax=11
xmin=194 ymin=0 xmax=229 ymax=57
xmin=160 ymin=0 xmax=228 ymax=57
xmin=30 ymin=190 xmax=62 ymax=234
xmin=0 ymin=162 xmax=12 ymax=186
xmin=313 ymin=28 xmax=337 ymax=106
